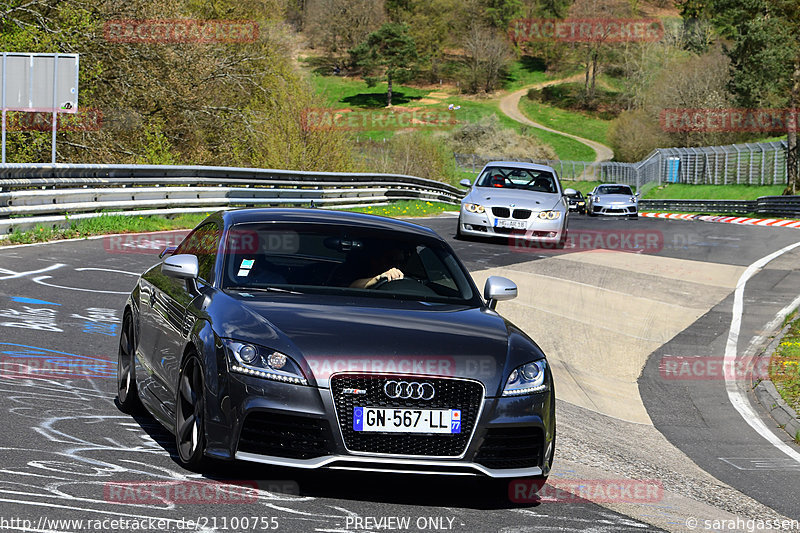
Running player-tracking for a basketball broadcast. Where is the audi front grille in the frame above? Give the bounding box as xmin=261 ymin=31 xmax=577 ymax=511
xmin=330 ymin=374 xmax=484 ymax=457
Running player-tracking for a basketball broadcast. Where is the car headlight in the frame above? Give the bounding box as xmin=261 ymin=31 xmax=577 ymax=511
xmin=630 ymin=196 xmax=637 ymax=202
xmin=578 ymin=201 xmax=585 ymax=206
xmin=464 ymin=203 xmax=485 ymax=214
xmin=503 ymin=360 xmax=548 ymax=396
xmin=223 ymin=339 xmax=308 ymax=385
xmin=538 ymin=211 xmax=561 ymax=220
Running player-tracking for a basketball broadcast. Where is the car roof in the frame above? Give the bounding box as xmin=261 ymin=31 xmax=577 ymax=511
xmin=218 ymin=208 xmax=440 ymax=239
xmin=597 ymin=183 xmax=631 ymax=188
xmin=481 ymin=161 xmax=557 ymax=173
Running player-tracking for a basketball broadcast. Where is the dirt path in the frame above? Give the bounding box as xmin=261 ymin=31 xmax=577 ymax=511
xmin=498 ymin=74 xmax=615 ymax=163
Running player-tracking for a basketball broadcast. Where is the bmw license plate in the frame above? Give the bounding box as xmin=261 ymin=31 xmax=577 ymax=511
xmin=495 ymin=219 xmax=526 ymax=229
xmin=353 ymin=407 xmax=461 ymax=434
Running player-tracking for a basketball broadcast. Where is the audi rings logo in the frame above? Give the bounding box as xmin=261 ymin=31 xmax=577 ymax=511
xmin=383 ymin=380 xmax=436 ymax=400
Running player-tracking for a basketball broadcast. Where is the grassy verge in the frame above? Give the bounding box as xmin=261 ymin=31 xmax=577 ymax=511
xmin=1 ymin=202 xmax=456 ymax=246
xmin=518 ymin=98 xmax=611 ymax=146
xmin=502 ymin=56 xmax=554 ymax=92
xmin=344 ymin=200 xmax=456 ymax=217
xmin=2 ymin=213 xmax=210 ymax=245
xmin=642 ymin=184 xmax=785 ymax=200
xmin=561 ymin=180 xmax=603 ymax=194
xmin=310 ymin=74 xmax=431 ymax=109
xmin=770 ymin=311 xmax=800 ymax=420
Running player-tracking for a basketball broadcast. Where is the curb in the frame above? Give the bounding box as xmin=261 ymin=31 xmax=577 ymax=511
xmin=752 ymin=323 xmax=800 ymax=441
xmin=641 ymin=211 xmax=800 ymax=227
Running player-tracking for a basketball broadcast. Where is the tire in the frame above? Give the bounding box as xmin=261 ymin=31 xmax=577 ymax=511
xmin=554 ymin=230 xmax=567 ymax=249
xmin=175 ymin=352 xmax=207 ymax=470
xmin=455 ymin=216 xmax=464 ymax=240
xmin=117 ymin=312 xmax=142 ymax=413
xmin=629 ymin=214 xmax=638 ymax=219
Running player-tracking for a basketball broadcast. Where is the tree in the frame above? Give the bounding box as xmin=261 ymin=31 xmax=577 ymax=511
xmin=304 ymin=0 xmax=385 ymax=59
xmin=567 ymin=0 xmax=634 ymax=101
xmin=707 ymin=0 xmax=800 ymax=193
xmin=462 ymin=23 xmax=511 ymax=94
xmin=350 ymin=23 xmax=419 ymax=107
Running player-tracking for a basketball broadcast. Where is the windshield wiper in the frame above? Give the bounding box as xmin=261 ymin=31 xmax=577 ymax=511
xmin=226 ymin=286 xmax=303 ymax=295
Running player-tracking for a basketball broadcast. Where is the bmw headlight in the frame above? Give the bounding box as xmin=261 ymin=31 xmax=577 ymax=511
xmin=630 ymin=196 xmax=637 ymax=202
xmin=537 ymin=211 xmax=561 ymax=220
xmin=503 ymin=360 xmax=548 ymax=396
xmin=223 ymin=339 xmax=307 ymax=385
xmin=464 ymin=203 xmax=485 ymax=214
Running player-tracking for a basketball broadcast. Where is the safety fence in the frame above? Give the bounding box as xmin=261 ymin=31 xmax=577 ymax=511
xmin=0 ymin=164 xmax=463 ymax=234
xmin=455 ymin=140 xmax=790 ymax=188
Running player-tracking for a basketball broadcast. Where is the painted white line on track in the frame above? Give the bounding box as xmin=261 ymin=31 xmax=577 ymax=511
xmin=31 ymin=276 xmax=130 ymax=295
xmin=0 ymin=264 xmax=64 ymax=281
xmin=75 ymin=267 xmax=140 ymax=276
xmin=725 ymin=240 xmax=800 ymax=465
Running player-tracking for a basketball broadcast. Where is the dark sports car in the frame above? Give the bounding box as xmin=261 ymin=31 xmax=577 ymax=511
xmin=117 ymin=209 xmax=555 ymax=481
xmin=564 ymin=190 xmax=586 ymax=214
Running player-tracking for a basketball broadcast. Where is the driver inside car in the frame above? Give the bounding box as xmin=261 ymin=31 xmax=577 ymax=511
xmin=349 ymin=245 xmax=412 ymax=289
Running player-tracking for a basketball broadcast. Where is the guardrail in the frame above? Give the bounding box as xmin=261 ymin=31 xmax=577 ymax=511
xmin=0 ymin=164 xmax=464 ymax=234
xmin=639 ymin=196 xmax=800 ymax=217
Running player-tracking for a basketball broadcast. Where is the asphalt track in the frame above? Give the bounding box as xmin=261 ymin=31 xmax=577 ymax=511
xmin=0 ymin=213 xmax=799 ymax=532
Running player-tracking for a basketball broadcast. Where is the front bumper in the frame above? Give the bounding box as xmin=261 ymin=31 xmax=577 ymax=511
xmin=459 ymin=209 xmax=566 ymax=242
xmin=205 ymin=371 xmax=555 ymax=478
xmin=590 ymin=203 xmax=638 ymax=216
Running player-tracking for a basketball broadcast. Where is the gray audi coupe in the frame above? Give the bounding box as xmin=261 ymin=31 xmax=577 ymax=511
xmin=117 ymin=209 xmax=555 ymax=482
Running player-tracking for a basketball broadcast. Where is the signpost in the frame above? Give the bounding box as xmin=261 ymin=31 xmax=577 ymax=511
xmin=0 ymin=52 xmax=79 ymax=164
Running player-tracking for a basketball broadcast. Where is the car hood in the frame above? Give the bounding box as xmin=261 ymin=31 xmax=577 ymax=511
xmin=596 ymin=194 xmax=635 ymax=203
xmin=216 ymin=293 xmax=535 ymax=395
xmin=467 ymin=188 xmax=562 ymax=211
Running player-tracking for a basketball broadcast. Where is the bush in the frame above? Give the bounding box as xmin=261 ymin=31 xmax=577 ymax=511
xmin=360 ymin=132 xmax=459 ymax=185
xmin=607 ymin=109 xmax=669 ymax=162
xmin=447 ymin=115 xmax=557 ymax=160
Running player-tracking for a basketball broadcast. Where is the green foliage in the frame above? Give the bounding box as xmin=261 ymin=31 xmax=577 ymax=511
xmin=361 ymin=131 xmax=459 ymax=185
xmin=484 ymin=0 xmax=524 ymax=29
xmin=518 ymin=98 xmax=612 ymax=146
xmin=4 ymin=213 xmax=209 ymax=245
xmin=0 ymin=0 xmax=358 ymax=171
xmin=350 ymin=23 xmax=420 ymax=107
xmin=345 ymin=200 xmax=455 ymax=217
xmin=138 ymin=121 xmax=177 ymax=165
xmin=641 ymin=184 xmax=785 ymax=200
xmin=769 ymin=311 xmax=800 ymax=415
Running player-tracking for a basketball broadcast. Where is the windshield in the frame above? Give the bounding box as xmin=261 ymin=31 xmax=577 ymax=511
xmin=221 ymin=222 xmax=478 ymax=304
xmin=476 ymin=166 xmax=559 ymax=194
xmin=597 ymin=185 xmax=633 ymax=195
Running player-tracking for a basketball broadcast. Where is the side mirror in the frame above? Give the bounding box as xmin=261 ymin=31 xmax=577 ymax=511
xmin=159 ymin=246 xmax=177 ymax=259
xmin=563 ymin=188 xmax=577 ymax=196
xmin=634 ymin=192 xmax=641 ymax=198
xmin=459 ymin=179 xmax=472 ymax=187
xmin=484 ymin=276 xmax=518 ymax=310
xmin=162 ymin=254 xmax=200 ymax=293
xmin=162 ymin=254 xmax=199 ymax=280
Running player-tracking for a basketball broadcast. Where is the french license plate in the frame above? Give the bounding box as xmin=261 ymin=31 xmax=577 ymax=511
xmin=353 ymin=407 xmax=461 ymax=434
xmin=495 ymin=219 xmax=526 ymax=229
